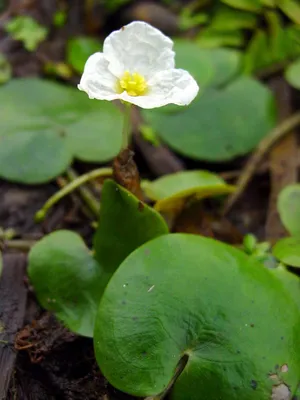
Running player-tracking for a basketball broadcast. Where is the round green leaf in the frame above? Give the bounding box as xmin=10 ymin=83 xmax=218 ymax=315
xmin=175 ymin=40 xmax=241 ymax=89
xmin=28 ymin=230 xmax=102 ymax=337
xmin=278 ymin=184 xmax=300 ymax=237
xmin=0 ymin=78 xmax=122 ymax=183
xmin=142 ymin=78 xmax=276 ymax=162
xmin=28 ymin=181 xmax=168 ymax=337
xmin=285 ymin=58 xmax=300 ymax=89
xmin=0 ymin=130 xmax=72 ymax=183
xmin=95 ymin=234 xmax=300 ymax=399
xmin=67 ymin=37 xmax=102 ymax=74
xmin=143 ymin=170 xmax=235 ymax=212
xmin=273 ymin=237 xmax=300 ymax=267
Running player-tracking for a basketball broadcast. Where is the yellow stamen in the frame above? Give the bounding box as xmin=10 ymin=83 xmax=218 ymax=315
xmin=117 ymin=71 xmax=148 ymax=96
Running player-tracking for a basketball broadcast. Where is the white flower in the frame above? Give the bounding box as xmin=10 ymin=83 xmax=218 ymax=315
xmin=78 ymin=21 xmax=199 ymax=109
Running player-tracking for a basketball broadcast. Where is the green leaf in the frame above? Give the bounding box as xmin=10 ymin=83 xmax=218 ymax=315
xmin=243 ymin=30 xmax=271 ymax=74
xmin=197 ymin=28 xmax=244 ymax=48
xmin=175 ymin=40 xmax=241 ymax=89
xmin=285 ymin=58 xmax=300 ymax=89
xmin=142 ymin=77 xmax=276 ymax=162
xmin=94 ymin=234 xmax=300 ymax=398
xmin=67 ymin=37 xmax=102 ymax=74
xmin=28 ymin=230 xmax=102 ymax=337
xmin=279 ymin=0 xmax=300 ymax=25
xmin=273 ymin=237 xmax=300 ymax=268
xmin=0 ymin=53 xmax=11 ymax=84
xmin=53 ymin=10 xmax=67 ymax=27
xmin=143 ymin=170 xmax=235 ymax=213
xmin=220 ymin=0 xmax=262 ymax=13
xmin=28 ymin=180 xmax=168 ymax=337
xmin=270 ymin=264 xmax=300 ymax=310
xmin=278 ymin=184 xmax=300 ymax=237
xmin=0 ymin=78 xmax=122 ymax=184
xmin=93 ymin=179 xmax=169 ymax=291
xmin=5 ymin=16 xmax=48 ymax=51
xmin=210 ymin=4 xmax=258 ymax=31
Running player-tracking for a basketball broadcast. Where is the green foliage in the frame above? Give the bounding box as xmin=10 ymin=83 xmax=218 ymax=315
xmin=142 ymin=170 xmax=235 ymax=213
xmin=53 ymin=9 xmax=67 ymax=27
xmin=28 ymin=230 xmax=102 ymax=337
xmin=285 ymin=58 xmax=300 ymax=89
xmin=273 ymin=237 xmax=300 ymax=268
xmin=278 ymin=184 xmax=300 ymax=237
xmin=102 ymin=0 xmax=132 ymax=12
xmin=67 ymin=37 xmax=102 ymax=74
xmin=0 ymin=53 xmax=11 ymax=84
xmin=5 ymin=16 xmax=48 ymax=51
xmin=28 ymin=180 xmax=168 ymax=337
xmin=175 ymin=40 xmax=242 ymax=88
xmin=243 ymin=234 xmax=271 ymax=264
xmin=143 ymin=78 xmax=276 ymax=162
xmin=93 ymin=180 xmax=168 ymax=293
xmin=0 ymin=78 xmax=122 ymax=184
xmin=94 ymin=234 xmax=300 ymax=399
xmin=221 ymin=0 xmax=262 ymax=12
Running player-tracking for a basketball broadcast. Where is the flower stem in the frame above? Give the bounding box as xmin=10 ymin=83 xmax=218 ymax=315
xmin=35 ymin=167 xmax=112 ymax=222
xmin=121 ymin=102 xmax=132 ymax=150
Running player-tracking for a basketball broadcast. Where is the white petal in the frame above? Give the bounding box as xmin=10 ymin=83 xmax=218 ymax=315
xmin=103 ymin=21 xmax=175 ymax=79
xmin=78 ymin=52 xmax=120 ymax=100
xmin=122 ymin=69 xmax=199 ymax=109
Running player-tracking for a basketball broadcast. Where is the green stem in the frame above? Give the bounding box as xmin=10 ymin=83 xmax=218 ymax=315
xmin=35 ymin=167 xmax=112 ymax=222
xmin=121 ymin=102 xmax=132 ymax=150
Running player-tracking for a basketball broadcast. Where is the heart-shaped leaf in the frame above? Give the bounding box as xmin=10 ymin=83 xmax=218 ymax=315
xmin=142 ymin=78 xmax=276 ymax=162
xmin=142 ymin=170 xmax=235 ymax=213
xmin=278 ymin=184 xmax=300 ymax=237
xmin=94 ymin=234 xmax=300 ymax=399
xmin=0 ymin=78 xmax=123 ymax=184
xmin=28 ymin=180 xmax=168 ymax=336
xmin=273 ymin=237 xmax=300 ymax=268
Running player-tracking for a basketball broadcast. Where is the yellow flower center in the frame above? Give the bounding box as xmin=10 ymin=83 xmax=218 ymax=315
xmin=117 ymin=71 xmax=148 ymax=96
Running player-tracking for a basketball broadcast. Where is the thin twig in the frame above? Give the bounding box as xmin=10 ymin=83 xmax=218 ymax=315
xmin=223 ymin=112 xmax=300 ymax=215
xmin=1 ymin=240 xmax=37 ymax=252
xmin=35 ymin=167 xmax=112 ymax=222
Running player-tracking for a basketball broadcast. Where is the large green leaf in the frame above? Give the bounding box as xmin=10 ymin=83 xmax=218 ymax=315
xmin=143 ymin=170 xmax=235 ymax=212
xmin=28 ymin=180 xmax=168 ymax=337
xmin=278 ymin=184 xmax=300 ymax=237
xmin=273 ymin=237 xmax=300 ymax=268
xmin=94 ymin=234 xmax=300 ymax=399
xmin=0 ymin=79 xmax=123 ymax=184
xmin=175 ymin=40 xmax=241 ymax=89
xmin=142 ymin=78 xmax=276 ymax=162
